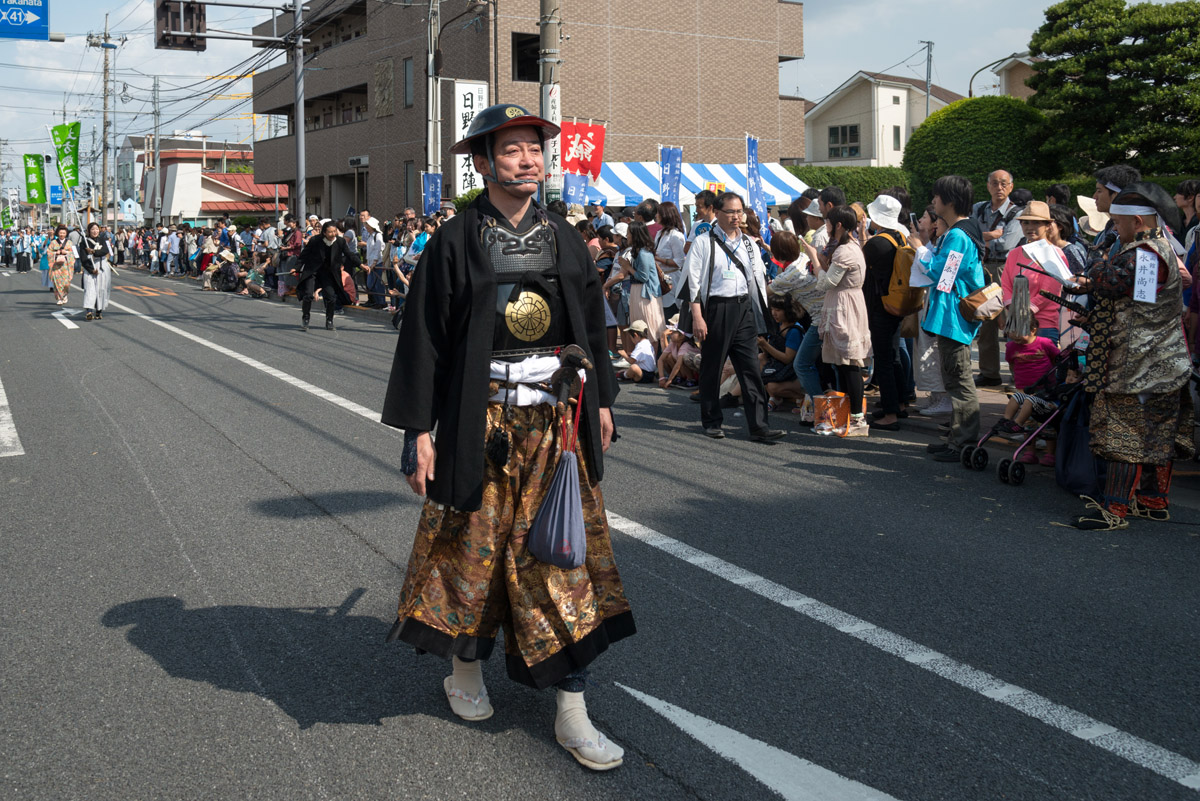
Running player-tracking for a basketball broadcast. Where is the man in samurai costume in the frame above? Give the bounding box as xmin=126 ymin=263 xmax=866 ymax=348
xmin=1070 ymin=182 xmax=1194 ymax=530
xmin=380 ymin=103 xmax=634 ymax=770
xmin=292 ymin=219 xmax=358 ymax=331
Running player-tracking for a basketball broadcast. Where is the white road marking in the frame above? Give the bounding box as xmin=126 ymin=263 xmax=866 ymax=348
xmin=106 ymin=299 xmax=1200 ymax=793
xmin=0 ymin=372 xmax=26 ymax=457
xmin=606 ymin=511 xmax=1200 ymax=793
xmin=619 ymin=684 xmax=902 ymax=801
xmin=107 ymin=302 xmax=379 ymax=421
xmin=1 ymin=270 xmax=10 ymax=276
xmin=51 ymin=311 xmax=79 ymax=329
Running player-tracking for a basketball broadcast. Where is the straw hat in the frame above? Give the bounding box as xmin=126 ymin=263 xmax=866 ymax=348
xmin=1016 ymin=200 xmax=1052 ymax=222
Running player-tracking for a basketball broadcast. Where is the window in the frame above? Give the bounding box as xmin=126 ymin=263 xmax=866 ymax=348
xmin=323 ymin=110 xmax=333 ymax=127
xmin=892 ymin=95 xmax=900 ymax=105
xmin=827 ymin=125 xmax=860 ymax=159
xmin=403 ymin=57 xmax=414 ymax=108
xmin=512 ymin=33 xmax=539 ymax=82
xmin=405 ymin=161 xmax=416 ymax=209
xmin=893 ymin=125 xmax=901 ymax=151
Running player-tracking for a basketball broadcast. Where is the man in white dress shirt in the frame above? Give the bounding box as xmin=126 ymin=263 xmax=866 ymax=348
xmin=684 ymin=192 xmax=783 ymax=442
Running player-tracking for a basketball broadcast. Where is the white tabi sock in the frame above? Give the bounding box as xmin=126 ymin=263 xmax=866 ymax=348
xmin=555 ymin=690 xmax=624 ymax=770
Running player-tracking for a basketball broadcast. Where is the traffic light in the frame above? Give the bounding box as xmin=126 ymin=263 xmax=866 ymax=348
xmin=155 ymin=0 xmax=207 ymax=52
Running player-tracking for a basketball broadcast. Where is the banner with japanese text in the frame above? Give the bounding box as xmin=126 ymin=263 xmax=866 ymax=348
xmin=23 ymin=154 xmax=46 ymax=204
xmin=659 ymin=146 xmax=683 ymax=206
xmin=452 ymin=81 xmax=488 ymax=197
xmin=562 ymin=173 xmax=589 ymax=206
xmin=51 ymin=122 xmax=81 ymax=189
xmin=1 ymin=205 xmax=13 ymax=228
xmin=746 ymin=135 xmax=770 ymax=244
xmin=422 ymin=173 xmax=442 ymax=215
xmin=560 ymin=121 xmax=605 ymax=182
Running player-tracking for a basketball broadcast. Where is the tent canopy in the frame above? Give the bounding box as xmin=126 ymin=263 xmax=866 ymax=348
xmin=580 ymin=162 xmax=808 ymax=208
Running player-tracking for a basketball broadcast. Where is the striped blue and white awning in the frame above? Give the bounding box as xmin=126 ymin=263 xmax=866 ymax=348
xmin=584 ymin=162 xmax=808 ymax=207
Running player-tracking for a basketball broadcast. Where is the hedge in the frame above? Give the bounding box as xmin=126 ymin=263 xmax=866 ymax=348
xmin=902 ymin=96 xmax=1058 ymax=206
xmin=784 ymin=166 xmax=909 ymax=205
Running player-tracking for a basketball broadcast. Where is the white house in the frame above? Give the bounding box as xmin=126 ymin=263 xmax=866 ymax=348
xmin=803 ymin=71 xmax=964 ymax=168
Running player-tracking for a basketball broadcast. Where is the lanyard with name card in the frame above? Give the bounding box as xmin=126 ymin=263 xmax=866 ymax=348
xmin=936 ymin=250 xmax=964 ymax=293
xmin=712 ymin=232 xmax=749 ymax=286
xmin=1132 ymin=248 xmax=1159 ymax=303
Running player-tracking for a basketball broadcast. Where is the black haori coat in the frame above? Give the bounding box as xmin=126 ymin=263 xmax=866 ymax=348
xmin=296 ymin=234 xmax=360 ymax=282
xmin=381 ymin=196 xmax=618 ymax=512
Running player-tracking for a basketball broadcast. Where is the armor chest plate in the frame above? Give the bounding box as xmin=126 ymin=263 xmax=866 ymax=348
xmin=482 ymin=219 xmax=566 ymax=357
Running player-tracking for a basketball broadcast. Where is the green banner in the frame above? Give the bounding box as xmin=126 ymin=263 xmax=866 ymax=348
xmin=1 ymin=206 xmax=13 ymax=228
xmin=23 ymin=154 xmax=46 ymax=204
xmin=50 ymin=122 xmax=81 ymax=189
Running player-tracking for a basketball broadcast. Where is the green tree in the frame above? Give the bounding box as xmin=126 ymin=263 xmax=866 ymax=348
xmin=1029 ymin=0 xmax=1200 ymax=174
xmin=1108 ymin=1 xmax=1200 ymax=173
xmin=901 ymin=96 xmax=1055 ymax=204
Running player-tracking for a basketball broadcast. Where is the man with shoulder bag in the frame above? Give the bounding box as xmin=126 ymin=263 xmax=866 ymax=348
xmin=683 ymin=191 xmax=783 ymax=442
xmin=971 ymin=169 xmax=1024 ymax=386
xmin=917 ymin=176 xmax=988 ymax=461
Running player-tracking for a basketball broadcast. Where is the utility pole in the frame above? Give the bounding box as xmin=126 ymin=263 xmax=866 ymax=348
xmin=292 ymin=1 xmax=306 ymax=219
xmin=271 ymin=115 xmax=279 ymax=216
xmin=86 ymin=15 xmax=113 ymax=228
xmin=152 ymin=75 xmax=161 ymax=228
xmin=919 ymin=40 xmax=934 ymax=120
xmin=538 ymin=0 xmax=562 ymax=201
xmin=426 ymin=0 xmax=440 ymax=177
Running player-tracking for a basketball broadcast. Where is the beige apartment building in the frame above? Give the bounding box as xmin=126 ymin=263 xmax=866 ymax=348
xmin=252 ymin=0 xmax=806 ymax=218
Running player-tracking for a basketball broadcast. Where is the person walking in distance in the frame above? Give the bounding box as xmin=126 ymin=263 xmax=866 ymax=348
xmin=971 ymin=170 xmax=1024 ymax=386
xmin=684 ymin=192 xmax=784 ymax=442
xmin=292 ymin=220 xmax=359 ymax=331
xmin=381 ymin=103 xmax=633 ymax=772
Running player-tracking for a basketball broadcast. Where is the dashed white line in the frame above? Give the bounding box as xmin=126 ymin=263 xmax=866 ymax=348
xmin=0 ymin=372 xmax=26 ymax=457
xmin=606 ymin=511 xmax=1200 ymax=793
xmin=106 ymin=299 xmax=1200 ymax=794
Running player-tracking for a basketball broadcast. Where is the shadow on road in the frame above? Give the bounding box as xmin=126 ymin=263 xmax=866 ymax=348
xmin=101 ymin=588 xmax=433 ymax=729
xmin=252 ymin=490 xmax=405 ymax=519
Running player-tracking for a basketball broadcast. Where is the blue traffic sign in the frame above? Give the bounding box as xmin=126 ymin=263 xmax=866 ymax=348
xmin=50 ymin=185 xmax=62 ymax=205
xmin=0 ymin=0 xmax=49 ymax=41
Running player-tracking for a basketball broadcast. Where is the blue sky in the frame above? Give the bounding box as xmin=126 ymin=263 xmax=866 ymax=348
xmin=0 ymin=0 xmax=1151 ymax=191
xmin=780 ymin=0 xmax=1053 ymax=103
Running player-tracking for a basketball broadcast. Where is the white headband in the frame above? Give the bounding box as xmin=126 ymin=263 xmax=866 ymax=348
xmin=1104 ymin=182 xmax=1123 ymax=194
xmin=1109 ymin=204 xmax=1187 ymax=256
xmin=1109 ymin=204 xmax=1156 ymax=216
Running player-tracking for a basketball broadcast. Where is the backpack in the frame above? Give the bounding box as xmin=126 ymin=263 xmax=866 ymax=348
xmin=877 ymin=232 xmax=924 ymax=317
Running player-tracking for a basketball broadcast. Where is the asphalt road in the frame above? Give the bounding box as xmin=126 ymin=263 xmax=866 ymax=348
xmin=2 ymin=266 xmax=1199 ymax=801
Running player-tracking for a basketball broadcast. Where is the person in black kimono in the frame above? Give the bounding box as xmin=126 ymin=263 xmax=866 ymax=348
xmin=292 ymin=220 xmax=358 ymax=331
xmin=381 ymin=104 xmax=633 ymax=771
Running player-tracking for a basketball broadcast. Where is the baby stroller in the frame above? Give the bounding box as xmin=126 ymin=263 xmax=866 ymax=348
xmin=961 ymin=347 xmax=1081 ymax=485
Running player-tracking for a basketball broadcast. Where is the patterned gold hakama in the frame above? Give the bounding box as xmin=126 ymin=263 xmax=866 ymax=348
xmin=387 ymin=403 xmax=634 ymax=689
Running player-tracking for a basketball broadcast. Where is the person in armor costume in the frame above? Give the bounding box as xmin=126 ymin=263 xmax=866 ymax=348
xmin=381 ymin=104 xmax=632 ymax=771
xmin=292 ymin=220 xmax=358 ymax=331
xmin=1068 ymin=183 xmax=1194 ymax=530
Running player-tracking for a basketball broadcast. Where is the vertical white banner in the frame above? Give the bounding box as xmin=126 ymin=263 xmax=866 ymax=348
xmin=542 ymin=83 xmax=562 ymax=200
xmin=452 ymin=80 xmax=489 ymax=198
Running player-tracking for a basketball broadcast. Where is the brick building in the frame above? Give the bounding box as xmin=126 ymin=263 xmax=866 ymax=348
xmin=252 ymin=0 xmax=806 ymax=218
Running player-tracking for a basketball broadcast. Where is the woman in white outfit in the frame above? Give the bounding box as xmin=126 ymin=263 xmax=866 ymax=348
xmin=80 ymin=222 xmax=113 ymax=321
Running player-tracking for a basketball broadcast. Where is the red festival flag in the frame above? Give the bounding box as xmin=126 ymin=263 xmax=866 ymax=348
xmin=560 ymin=121 xmax=605 ymax=182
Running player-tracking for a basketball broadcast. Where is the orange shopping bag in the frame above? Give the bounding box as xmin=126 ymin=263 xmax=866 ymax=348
xmin=812 ymin=391 xmax=865 ymax=437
